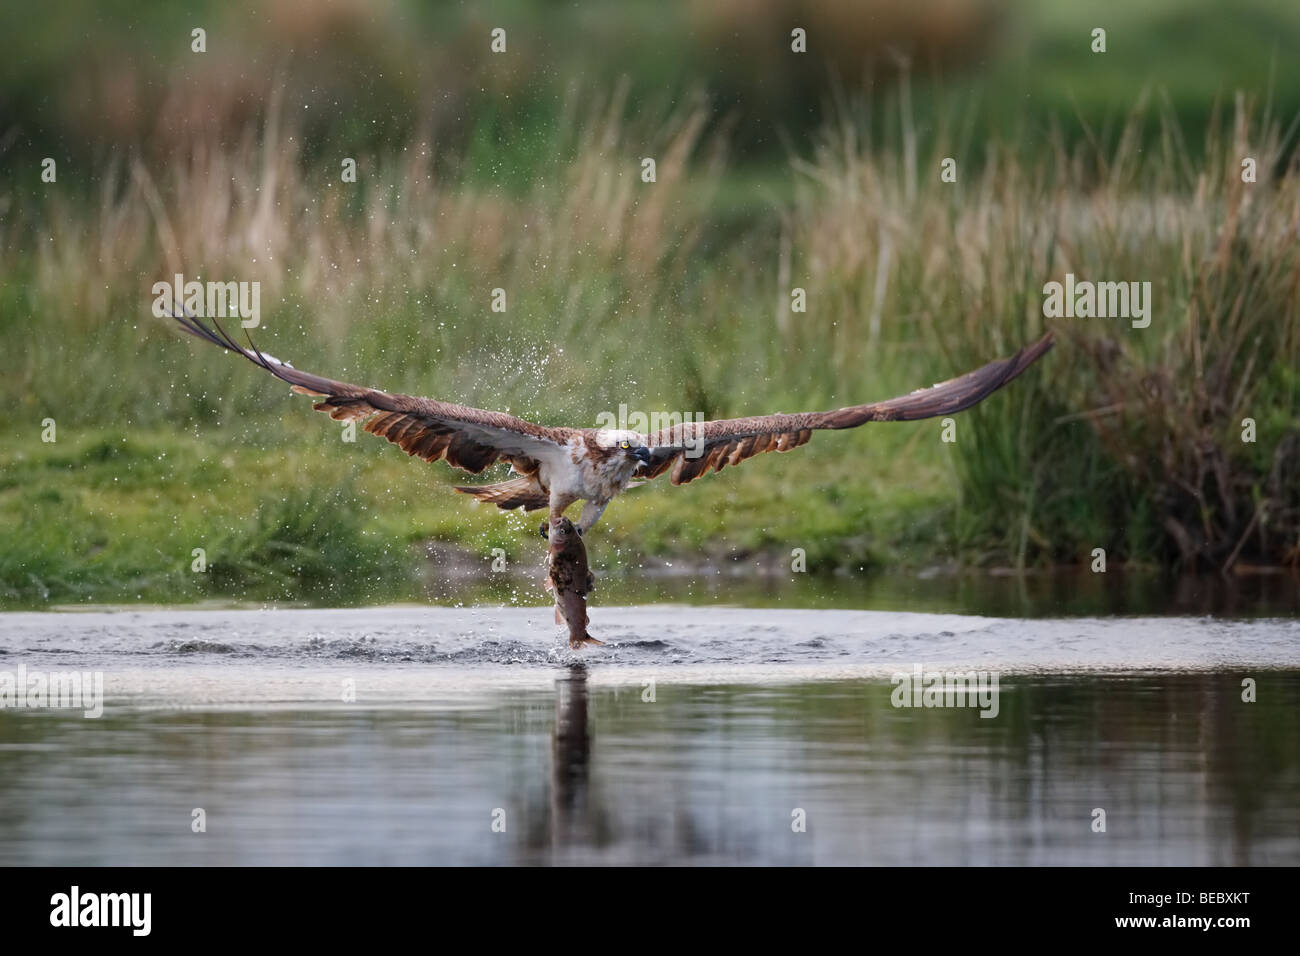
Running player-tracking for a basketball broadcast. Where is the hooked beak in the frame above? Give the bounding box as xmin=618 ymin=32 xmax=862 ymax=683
xmin=632 ymin=445 xmax=653 ymax=464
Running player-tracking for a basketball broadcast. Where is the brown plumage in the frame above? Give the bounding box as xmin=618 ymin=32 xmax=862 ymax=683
xmin=636 ymin=333 xmax=1055 ymax=484
xmin=170 ymin=310 xmax=1053 ymax=533
xmin=453 ymin=475 xmax=549 ymax=512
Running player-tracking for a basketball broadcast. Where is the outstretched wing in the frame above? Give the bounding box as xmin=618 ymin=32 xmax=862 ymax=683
xmin=172 ymin=312 xmax=576 ymax=475
xmin=636 ymin=333 xmax=1054 ymax=485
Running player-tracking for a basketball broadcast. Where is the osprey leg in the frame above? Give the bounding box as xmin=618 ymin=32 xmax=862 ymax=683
xmin=576 ymin=499 xmax=609 ymax=534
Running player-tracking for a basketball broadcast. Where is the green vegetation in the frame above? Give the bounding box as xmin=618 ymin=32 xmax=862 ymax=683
xmin=7 ymin=1 xmax=1300 ymax=167
xmin=2 ymin=2 xmax=1299 ymax=607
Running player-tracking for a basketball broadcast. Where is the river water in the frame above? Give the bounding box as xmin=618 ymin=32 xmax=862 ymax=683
xmin=1 ymin=601 xmax=1297 ymax=865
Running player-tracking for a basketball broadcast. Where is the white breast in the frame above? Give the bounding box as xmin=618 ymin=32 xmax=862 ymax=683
xmin=537 ymin=436 xmax=591 ymax=499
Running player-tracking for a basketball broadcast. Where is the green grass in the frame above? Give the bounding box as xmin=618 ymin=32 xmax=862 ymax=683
xmin=2 ymin=72 xmax=1300 ymax=607
xmin=0 ymin=429 xmax=410 ymax=604
xmin=0 ymin=419 xmax=957 ymax=607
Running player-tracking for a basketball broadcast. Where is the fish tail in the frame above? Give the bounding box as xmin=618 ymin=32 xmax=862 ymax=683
xmin=557 ymin=593 xmax=602 ymax=648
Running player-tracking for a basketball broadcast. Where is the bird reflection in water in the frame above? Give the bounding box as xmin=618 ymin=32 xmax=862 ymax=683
xmin=550 ymin=665 xmax=592 ymax=849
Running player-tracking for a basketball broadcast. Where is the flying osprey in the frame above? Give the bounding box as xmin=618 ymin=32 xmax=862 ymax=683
xmin=172 ymin=313 xmax=1053 ymax=534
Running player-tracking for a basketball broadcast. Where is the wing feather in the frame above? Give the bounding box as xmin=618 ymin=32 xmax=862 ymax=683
xmin=172 ymin=312 xmax=576 ymax=475
xmin=641 ymin=334 xmax=1053 ymax=485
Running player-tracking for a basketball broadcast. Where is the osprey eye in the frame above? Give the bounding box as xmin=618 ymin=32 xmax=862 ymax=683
xmin=620 ymin=441 xmax=630 ymax=449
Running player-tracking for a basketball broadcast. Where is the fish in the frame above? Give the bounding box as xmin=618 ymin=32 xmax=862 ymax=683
xmin=544 ymin=516 xmax=604 ymax=649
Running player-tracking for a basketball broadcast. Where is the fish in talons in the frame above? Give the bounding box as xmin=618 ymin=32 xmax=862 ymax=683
xmin=544 ymin=516 xmax=604 ymax=650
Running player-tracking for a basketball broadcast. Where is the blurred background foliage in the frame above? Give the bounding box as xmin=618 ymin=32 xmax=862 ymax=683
xmin=2 ymin=0 xmax=1300 ymax=606
xmin=7 ymin=0 xmax=1300 ymax=176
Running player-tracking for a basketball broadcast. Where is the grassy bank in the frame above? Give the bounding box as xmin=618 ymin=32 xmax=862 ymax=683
xmin=0 ymin=421 xmax=955 ymax=606
xmin=2 ymin=89 xmax=1299 ymax=607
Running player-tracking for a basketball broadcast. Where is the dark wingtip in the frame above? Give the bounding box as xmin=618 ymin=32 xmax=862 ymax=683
xmin=167 ymin=302 xmax=246 ymax=357
xmin=167 ymin=301 xmax=292 ymax=385
xmin=1005 ymin=330 xmax=1055 ymax=382
xmin=170 ymin=307 xmax=235 ymax=353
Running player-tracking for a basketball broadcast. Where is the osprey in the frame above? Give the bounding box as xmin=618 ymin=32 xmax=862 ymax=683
xmin=172 ymin=313 xmax=1053 ymax=534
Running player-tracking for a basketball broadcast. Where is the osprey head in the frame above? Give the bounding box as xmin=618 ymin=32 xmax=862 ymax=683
xmin=594 ymin=428 xmax=652 ymax=464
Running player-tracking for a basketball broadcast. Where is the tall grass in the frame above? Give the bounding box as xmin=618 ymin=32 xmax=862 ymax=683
xmin=2 ymin=87 xmax=1299 ymax=607
xmin=792 ymin=92 xmax=1300 ymax=570
xmin=4 ymin=86 xmax=730 ymax=427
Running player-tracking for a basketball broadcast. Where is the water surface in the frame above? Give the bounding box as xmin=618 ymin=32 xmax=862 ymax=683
xmin=1 ymin=606 xmax=1297 ymax=865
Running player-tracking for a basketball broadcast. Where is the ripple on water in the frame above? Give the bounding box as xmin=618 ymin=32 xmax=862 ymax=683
xmin=158 ymin=639 xmax=241 ymax=655
xmin=6 ymin=607 xmax=1299 ymax=676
